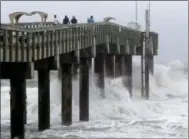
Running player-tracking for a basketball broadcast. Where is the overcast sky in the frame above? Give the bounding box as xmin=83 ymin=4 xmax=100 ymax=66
xmin=1 ymin=1 xmax=188 ymax=63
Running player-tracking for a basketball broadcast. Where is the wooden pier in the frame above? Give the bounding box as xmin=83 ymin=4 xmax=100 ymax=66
xmin=0 ymin=13 xmax=158 ymax=139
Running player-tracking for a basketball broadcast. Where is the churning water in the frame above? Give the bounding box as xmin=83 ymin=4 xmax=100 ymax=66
xmin=1 ymin=58 xmax=188 ymax=138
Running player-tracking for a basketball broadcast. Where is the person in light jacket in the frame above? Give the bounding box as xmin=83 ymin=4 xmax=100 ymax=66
xmin=54 ymin=15 xmax=60 ymax=24
xmin=87 ymin=15 xmax=94 ymax=23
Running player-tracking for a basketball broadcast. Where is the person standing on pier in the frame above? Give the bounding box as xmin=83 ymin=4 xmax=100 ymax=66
xmin=71 ymin=16 xmax=77 ymax=24
xmin=63 ymin=15 xmax=70 ymax=24
xmin=87 ymin=15 xmax=94 ymax=23
xmin=54 ymin=15 xmax=60 ymax=24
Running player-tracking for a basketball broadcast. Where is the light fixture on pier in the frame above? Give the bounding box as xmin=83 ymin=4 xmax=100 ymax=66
xmin=127 ymin=0 xmax=141 ymax=31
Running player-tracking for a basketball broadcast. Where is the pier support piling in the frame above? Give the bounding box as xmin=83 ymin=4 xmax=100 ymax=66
xmin=72 ymin=64 xmax=79 ymax=78
xmin=61 ymin=64 xmax=72 ymax=125
xmin=123 ymin=55 xmax=132 ymax=97
xmin=1 ymin=62 xmax=34 ymax=139
xmin=88 ymin=58 xmax=92 ymax=70
xmin=120 ymin=56 xmax=125 ymax=76
xmin=115 ymin=55 xmax=122 ymax=78
xmin=144 ymin=56 xmax=150 ymax=99
xmin=147 ymin=55 xmax=154 ymax=75
xmin=94 ymin=54 xmax=105 ymax=98
xmin=10 ymin=74 xmax=25 ymax=139
xmin=105 ymin=54 xmax=115 ymax=78
xmin=24 ymin=80 xmax=27 ymax=125
xmin=79 ymin=57 xmax=89 ymax=121
xmin=38 ymin=69 xmax=50 ymax=131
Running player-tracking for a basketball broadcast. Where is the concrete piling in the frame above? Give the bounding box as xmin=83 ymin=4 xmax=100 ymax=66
xmin=24 ymin=83 xmax=27 ymax=125
xmin=72 ymin=63 xmax=79 ymax=78
xmin=142 ymin=55 xmax=154 ymax=99
xmin=10 ymin=74 xmax=25 ymax=139
xmin=105 ymin=54 xmax=115 ymax=78
xmin=120 ymin=55 xmax=125 ymax=76
xmin=115 ymin=55 xmax=122 ymax=78
xmin=144 ymin=56 xmax=150 ymax=99
xmin=147 ymin=55 xmax=154 ymax=75
xmin=123 ymin=55 xmax=132 ymax=97
xmin=88 ymin=58 xmax=92 ymax=70
xmin=61 ymin=64 xmax=72 ymax=125
xmin=79 ymin=58 xmax=89 ymax=121
xmin=38 ymin=69 xmax=50 ymax=131
xmin=94 ymin=54 xmax=105 ymax=98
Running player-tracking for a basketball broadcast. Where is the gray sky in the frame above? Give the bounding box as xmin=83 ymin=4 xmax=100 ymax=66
xmin=1 ymin=1 xmax=188 ymax=63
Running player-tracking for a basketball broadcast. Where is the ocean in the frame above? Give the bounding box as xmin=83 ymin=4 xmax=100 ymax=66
xmin=1 ymin=57 xmax=188 ymax=138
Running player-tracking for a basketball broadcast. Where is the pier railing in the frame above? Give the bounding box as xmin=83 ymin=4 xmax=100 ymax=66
xmin=0 ymin=22 xmax=158 ymax=62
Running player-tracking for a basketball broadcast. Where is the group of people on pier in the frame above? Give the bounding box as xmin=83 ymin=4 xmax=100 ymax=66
xmin=54 ymin=15 xmax=94 ymax=24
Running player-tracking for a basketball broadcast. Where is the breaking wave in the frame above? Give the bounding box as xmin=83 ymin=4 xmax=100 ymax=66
xmin=1 ymin=57 xmax=188 ymax=138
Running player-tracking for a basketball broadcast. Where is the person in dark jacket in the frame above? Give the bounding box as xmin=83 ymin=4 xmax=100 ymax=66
xmin=63 ymin=15 xmax=70 ymax=24
xmin=71 ymin=16 xmax=77 ymax=24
